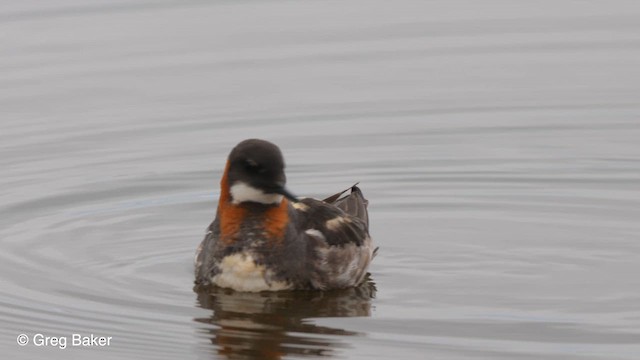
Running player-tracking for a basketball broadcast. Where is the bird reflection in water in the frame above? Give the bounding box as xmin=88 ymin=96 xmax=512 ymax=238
xmin=194 ymin=277 xmax=376 ymax=359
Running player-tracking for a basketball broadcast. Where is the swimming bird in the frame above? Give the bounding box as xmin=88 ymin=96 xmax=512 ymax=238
xmin=194 ymin=139 xmax=375 ymax=292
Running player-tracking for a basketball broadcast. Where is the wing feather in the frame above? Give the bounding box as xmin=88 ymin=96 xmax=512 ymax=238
xmin=295 ymin=187 xmax=374 ymax=289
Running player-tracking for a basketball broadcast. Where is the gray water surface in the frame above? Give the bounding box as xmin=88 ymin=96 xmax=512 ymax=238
xmin=2 ymin=1 xmax=640 ymax=359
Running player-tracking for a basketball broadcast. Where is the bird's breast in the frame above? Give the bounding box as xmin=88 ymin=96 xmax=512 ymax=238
xmin=212 ymin=252 xmax=291 ymax=292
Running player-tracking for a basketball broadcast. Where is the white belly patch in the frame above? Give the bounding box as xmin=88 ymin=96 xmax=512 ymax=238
xmin=212 ymin=253 xmax=290 ymax=292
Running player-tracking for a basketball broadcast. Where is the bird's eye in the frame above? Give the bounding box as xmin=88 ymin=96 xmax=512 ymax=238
xmin=244 ymin=159 xmax=264 ymax=173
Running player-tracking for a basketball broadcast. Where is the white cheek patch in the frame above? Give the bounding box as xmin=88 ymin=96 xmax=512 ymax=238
xmin=229 ymin=181 xmax=283 ymax=205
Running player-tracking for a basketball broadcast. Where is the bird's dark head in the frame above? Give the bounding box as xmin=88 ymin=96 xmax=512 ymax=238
xmin=223 ymin=139 xmax=298 ymax=204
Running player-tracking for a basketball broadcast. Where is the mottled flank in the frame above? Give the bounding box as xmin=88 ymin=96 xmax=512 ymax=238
xmin=306 ymin=230 xmax=373 ymax=290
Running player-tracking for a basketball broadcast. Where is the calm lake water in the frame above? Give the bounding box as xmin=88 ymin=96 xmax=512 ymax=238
xmin=2 ymin=1 xmax=640 ymax=359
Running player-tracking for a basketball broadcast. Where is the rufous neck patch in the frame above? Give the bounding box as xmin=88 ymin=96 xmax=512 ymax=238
xmin=218 ymin=161 xmax=247 ymax=244
xmin=263 ymin=199 xmax=289 ymax=242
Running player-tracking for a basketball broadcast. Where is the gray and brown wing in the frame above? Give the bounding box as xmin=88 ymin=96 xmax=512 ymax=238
xmin=294 ymin=186 xmax=375 ymax=290
xmin=323 ymin=184 xmax=369 ymax=228
xmin=194 ymin=217 xmax=220 ymax=286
